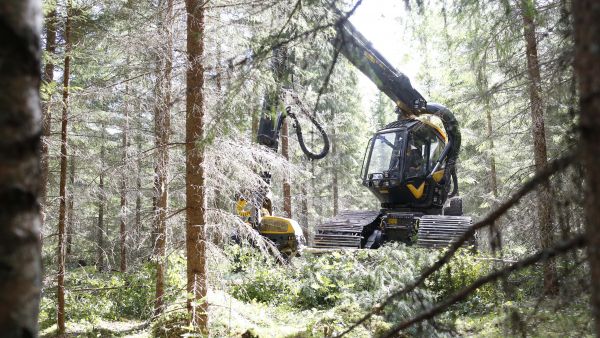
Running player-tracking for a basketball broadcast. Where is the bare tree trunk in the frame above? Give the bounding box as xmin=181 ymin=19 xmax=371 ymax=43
xmin=151 ymin=170 xmax=158 ymax=255
xmin=573 ymin=0 xmax=600 ymax=334
xmin=282 ymin=119 xmax=292 ymax=218
xmin=251 ymin=106 xmax=259 ymax=140
xmin=311 ymin=155 xmax=322 ymax=225
xmin=120 ymin=84 xmax=129 ymax=273
xmin=0 ymin=1 xmax=43 ymax=335
xmin=185 ymin=0 xmax=209 ymax=332
xmin=154 ymin=0 xmax=173 ymax=316
xmin=57 ymin=1 xmax=72 ymax=332
xmin=212 ymin=40 xmax=226 ymax=214
xmin=135 ymin=101 xmax=143 ymax=236
xmin=331 ymin=127 xmax=339 ymax=216
xmin=40 ymin=5 xmax=57 ymax=219
xmin=483 ymin=105 xmax=502 ymax=253
xmin=300 ymin=183 xmax=309 ymax=237
xmin=96 ymin=128 xmax=106 ymax=272
xmin=485 ymin=109 xmax=498 ymax=198
xmin=66 ymin=157 xmax=75 ymax=256
xmin=485 ymin=106 xmax=502 ymax=252
xmin=521 ymin=0 xmax=558 ymax=295
xmin=135 ymin=124 xmax=142 ymax=234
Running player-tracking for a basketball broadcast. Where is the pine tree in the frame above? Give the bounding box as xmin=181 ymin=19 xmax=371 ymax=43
xmin=153 ymin=0 xmax=174 ymax=316
xmin=40 ymin=3 xmax=57 ymax=219
xmin=185 ymin=0 xmax=209 ymax=331
xmin=521 ymin=0 xmax=558 ymax=294
xmin=573 ymin=0 xmax=600 ymax=333
xmin=57 ymin=0 xmax=73 ymax=332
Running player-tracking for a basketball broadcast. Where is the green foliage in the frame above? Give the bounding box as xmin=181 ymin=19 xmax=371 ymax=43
xmin=457 ymin=298 xmax=593 ymax=337
xmin=294 ymin=252 xmax=359 ymax=308
xmin=227 ymin=244 xmax=444 ymax=335
xmin=151 ymin=310 xmax=197 ymax=338
xmin=225 ymin=244 xmax=266 ymax=274
xmin=427 ymin=249 xmax=496 ymax=312
xmin=301 ymin=302 xmax=381 ymax=338
xmin=227 ymin=245 xmax=291 ymax=304
xmin=231 ymin=265 xmax=293 ymax=304
xmin=40 ymin=264 xmax=157 ymax=330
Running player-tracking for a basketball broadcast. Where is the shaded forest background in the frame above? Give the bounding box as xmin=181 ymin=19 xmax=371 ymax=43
xmin=0 ymin=0 xmax=599 ymax=336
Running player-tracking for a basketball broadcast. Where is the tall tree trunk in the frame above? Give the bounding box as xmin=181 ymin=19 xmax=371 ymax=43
xmin=40 ymin=5 xmax=57 ymax=220
xmin=185 ymin=0 xmax=209 ymax=332
xmin=212 ymin=40 xmax=226 ymax=213
xmin=573 ymin=0 xmax=600 ymax=334
xmin=485 ymin=109 xmax=498 ymax=198
xmin=281 ymin=119 xmax=292 ymax=218
xmin=300 ymin=183 xmax=309 ymax=239
xmin=66 ymin=157 xmax=75 ymax=255
xmin=154 ymin=0 xmax=173 ymax=316
xmin=57 ymin=1 xmax=72 ymax=332
xmin=311 ymin=160 xmax=323 ymax=225
xmin=0 ymin=1 xmax=43 ymax=335
xmin=331 ymin=126 xmax=339 ymax=216
xmin=151 ymin=170 xmax=158 ymax=255
xmin=135 ymin=101 xmax=143 ymax=236
xmin=251 ymin=105 xmax=259 ymax=140
xmin=485 ymin=106 xmax=502 ymax=252
xmin=521 ymin=0 xmax=558 ymax=295
xmin=120 ymin=84 xmax=129 ymax=273
xmin=135 ymin=113 xmax=142 ymax=234
xmin=96 ymin=128 xmax=106 ymax=272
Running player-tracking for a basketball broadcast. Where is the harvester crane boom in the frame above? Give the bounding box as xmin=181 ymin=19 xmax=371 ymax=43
xmin=332 ymin=19 xmax=427 ymax=115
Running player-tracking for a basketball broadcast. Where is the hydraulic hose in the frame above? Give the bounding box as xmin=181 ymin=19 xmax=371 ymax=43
xmin=426 ymin=103 xmax=461 ymax=197
xmin=287 ymin=106 xmax=330 ymax=160
xmin=449 ymin=167 xmax=459 ymax=197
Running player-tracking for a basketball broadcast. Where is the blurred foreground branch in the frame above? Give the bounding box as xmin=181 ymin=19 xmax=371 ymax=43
xmin=337 ymin=153 xmax=575 ymax=337
xmin=381 ymin=234 xmax=586 ymax=337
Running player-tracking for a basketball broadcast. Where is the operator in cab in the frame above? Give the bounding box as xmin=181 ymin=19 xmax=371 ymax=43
xmin=406 ymin=144 xmax=424 ymax=177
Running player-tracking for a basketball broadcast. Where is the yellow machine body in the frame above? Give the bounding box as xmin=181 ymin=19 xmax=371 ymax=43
xmin=259 ymin=216 xmax=306 ymax=256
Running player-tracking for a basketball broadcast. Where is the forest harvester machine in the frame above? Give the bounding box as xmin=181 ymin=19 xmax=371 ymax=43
xmin=242 ymin=10 xmax=476 ymax=253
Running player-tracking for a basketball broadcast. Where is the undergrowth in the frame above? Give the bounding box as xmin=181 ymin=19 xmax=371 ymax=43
xmin=226 ymin=243 xmax=591 ymax=337
xmin=38 ymin=243 xmax=592 ymax=337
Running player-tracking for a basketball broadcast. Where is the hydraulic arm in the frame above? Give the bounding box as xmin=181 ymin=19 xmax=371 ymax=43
xmin=332 ymin=19 xmax=427 ymax=115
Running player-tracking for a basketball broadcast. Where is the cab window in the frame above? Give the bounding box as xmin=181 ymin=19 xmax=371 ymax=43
xmin=405 ymin=125 xmax=446 ymax=178
xmin=367 ymin=131 xmax=403 ymax=175
xmin=428 ymin=131 xmax=445 ymax=171
xmin=405 ymin=128 xmax=427 ymax=178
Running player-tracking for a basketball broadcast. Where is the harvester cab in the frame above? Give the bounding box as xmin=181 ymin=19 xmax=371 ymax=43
xmin=362 ymin=114 xmax=453 ymax=211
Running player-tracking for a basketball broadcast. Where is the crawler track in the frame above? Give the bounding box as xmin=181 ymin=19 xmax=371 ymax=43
xmin=313 ymin=210 xmax=380 ymax=249
xmin=416 ymin=215 xmax=474 ymax=248
xmin=312 ymin=211 xmax=475 ymax=249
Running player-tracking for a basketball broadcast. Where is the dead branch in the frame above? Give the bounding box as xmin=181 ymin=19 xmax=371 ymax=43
xmin=380 ymin=234 xmax=586 ymax=337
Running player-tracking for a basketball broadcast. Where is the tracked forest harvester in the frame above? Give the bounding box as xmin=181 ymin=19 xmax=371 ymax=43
xmin=248 ymin=11 xmax=476 ymax=253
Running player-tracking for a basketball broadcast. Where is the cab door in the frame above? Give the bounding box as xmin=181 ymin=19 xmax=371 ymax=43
xmin=404 ymin=125 xmax=447 ymax=208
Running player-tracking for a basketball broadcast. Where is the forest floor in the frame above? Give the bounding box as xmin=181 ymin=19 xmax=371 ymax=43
xmin=39 ymin=244 xmax=592 ymax=337
xmin=39 ymin=293 xmax=593 ymax=337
